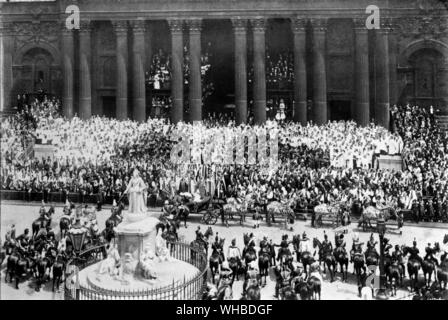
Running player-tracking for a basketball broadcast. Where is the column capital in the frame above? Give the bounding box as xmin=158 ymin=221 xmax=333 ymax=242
xmin=379 ymin=17 xmax=394 ymax=33
xmin=79 ymin=20 xmax=92 ymax=33
xmin=310 ymin=18 xmax=327 ymax=32
xmin=186 ymin=19 xmax=202 ymax=33
xmin=250 ymin=18 xmax=267 ymax=32
xmin=231 ymin=18 xmax=248 ymax=32
xmin=112 ymin=20 xmax=128 ymax=34
xmin=167 ymin=19 xmax=184 ymax=33
xmin=130 ymin=20 xmax=146 ymax=34
xmin=353 ymin=17 xmax=368 ymax=32
xmin=290 ymin=18 xmax=307 ymax=33
xmin=1 ymin=22 xmax=15 ymax=36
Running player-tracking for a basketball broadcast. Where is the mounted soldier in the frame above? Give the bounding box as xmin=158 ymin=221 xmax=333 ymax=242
xmin=424 ymin=242 xmax=439 ymax=266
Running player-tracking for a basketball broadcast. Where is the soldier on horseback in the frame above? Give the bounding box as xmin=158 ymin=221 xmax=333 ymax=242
xmin=335 ymin=233 xmax=346 ymax=253
xmin=212 ymin=234 xmax=225 ymax=262
xmin=277 ymin=234 xmax=292 ymax=265
xmin=322 ymin=233 xmax=333 ymax=256
xmin=392 ymin=244 xmax=405 ymax=271
xmin=350 ymin=233 xmax=364 ymax=263
xmin=274 ymin=263 xmax=292 ymax=299
xmin=409 ymin=239 xmax=423 ymax=264
xmin=243 ymin=261 xmax=260 ymax=296
xmin=424 ymin=242 xmax=439 ymax=267
xmin=367 ymin=233 xmax=377 ymax=251
xmin=195 ymin=226 xmax=207 ymax=248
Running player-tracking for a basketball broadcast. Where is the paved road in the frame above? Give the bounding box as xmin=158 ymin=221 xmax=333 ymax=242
xmin=1 ymin=203 xmax=447 ymax=300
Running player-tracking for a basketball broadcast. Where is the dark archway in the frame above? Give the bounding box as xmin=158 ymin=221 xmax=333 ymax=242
xmin=399 ymin=47 xmax=447 ymax=109
xmin=12 ymin=46 xmax=62 ymax=99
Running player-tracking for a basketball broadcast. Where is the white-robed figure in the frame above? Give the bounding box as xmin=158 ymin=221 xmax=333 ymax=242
xmin=155 ymin=227 xmax=171 ymax=262
xmin=124 ymin=169 xmax=147 ymax=214
xmin=97 ymin=243 xmax=120 ymax=276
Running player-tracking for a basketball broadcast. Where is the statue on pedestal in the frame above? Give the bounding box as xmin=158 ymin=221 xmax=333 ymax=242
xmin=155 ymin=228 xmax=171 ymax=262
xmin=124 ymin=169 xmax=147 ymax=215
xmin=97 ymin=243 xmax=120 ymax=277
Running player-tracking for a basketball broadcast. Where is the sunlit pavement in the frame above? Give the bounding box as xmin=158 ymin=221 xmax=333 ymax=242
xmin=1 ymin=202 xmax=447 ymax=300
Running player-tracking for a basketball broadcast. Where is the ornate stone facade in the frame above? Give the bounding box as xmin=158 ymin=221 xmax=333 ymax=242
xmin=1 ymin=0 xmax=447 ymax=117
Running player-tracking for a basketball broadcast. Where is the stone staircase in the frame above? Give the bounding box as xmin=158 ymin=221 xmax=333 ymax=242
xmin=436 ymin=115 xmax=448 ymax=134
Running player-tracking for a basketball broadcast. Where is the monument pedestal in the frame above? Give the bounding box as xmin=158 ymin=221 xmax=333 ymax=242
xmin=115 ymin=212 xmax=160 ymax=261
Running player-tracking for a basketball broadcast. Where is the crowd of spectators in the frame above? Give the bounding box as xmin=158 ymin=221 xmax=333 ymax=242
xmin=1 ymin=98 xmax=447 ymax=222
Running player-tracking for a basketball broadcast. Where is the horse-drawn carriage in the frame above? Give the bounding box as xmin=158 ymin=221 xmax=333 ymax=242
xmin=358 ymin=205 xmax=399 ymax=232
xmin=313 ymin=202 xmax=348 ymax=228
xmin=265 ymin=199 xmax=296 ymax=229
xmin=169 ymin=192 xmax=224 ymax=225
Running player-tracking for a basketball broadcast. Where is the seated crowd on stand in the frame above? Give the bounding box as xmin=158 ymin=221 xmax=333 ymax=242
xmin=1 ymin=95 xmax=447 ymax=222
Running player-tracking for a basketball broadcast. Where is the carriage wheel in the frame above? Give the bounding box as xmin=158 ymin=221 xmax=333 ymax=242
xmin=208 ymin=212 xmax=218 ymax=225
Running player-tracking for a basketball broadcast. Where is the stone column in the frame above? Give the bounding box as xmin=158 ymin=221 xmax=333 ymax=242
xmin=61 ymin=24 xmax=75 ymax=119
xmin=79 ymin=20 xmax=92 ymax=119
xmin=113 ymin=21 xmax=129 ymax=120
xmin=388 ymin=19 xmax=398 ymax=106
xmin=291 ymin=18 xmax=307 ymax=125
xmin=311 ymin=18 xmax=327 ymax=125
xmin=251 ymin=18 xmax=267 ymax=124
xmin=354 ymin=18 xmax=370 ymax=126
xmin=375 ymin=20 xmax=391 ymax=128
xmin=130 ymin=20 xmax=146 ymax=122
xmin=168 ymin=19 xmax=184 ymax=124
xmin=232 ymin=19 xmax=248 ymax=125
xmin=187 ymin=19 xmax=202 ymax=122
xmin=1 ymin=22 xmax=13 ymax=111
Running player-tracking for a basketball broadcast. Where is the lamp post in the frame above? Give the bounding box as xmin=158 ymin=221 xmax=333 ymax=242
xmin=376 ymin=218 xmax=388 ymax=300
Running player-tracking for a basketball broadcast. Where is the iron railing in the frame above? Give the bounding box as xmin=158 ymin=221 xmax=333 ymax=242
xmin=64 ymin=241 xmax=208 ymax=300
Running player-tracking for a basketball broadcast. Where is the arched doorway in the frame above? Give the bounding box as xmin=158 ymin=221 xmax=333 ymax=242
xmin=400 ymin=47 xmax=447 ymax=108
xmin=12 ymin=46 xmax=62 ymax=99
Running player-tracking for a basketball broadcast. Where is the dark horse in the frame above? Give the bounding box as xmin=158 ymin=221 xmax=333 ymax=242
xmin=5 ymin=250 xmax=30 ymax=289
xmin=333 ymin=246 xmax=349 ymax=282
xmin=437 ymin=234 xmax=448 ymax=290
xmin=59 ymin=216 xmax=71 ymax=239
xmin=313 ymin=238 xmax=337 ymax=282
xmin=258 ymin=249 xmax=271 ymax=287
xmin=52 ymin=255 xmax=66 ymax=292
xmin=421 ymin=243 xmax=439 ymax=287
xmin=242 ymin=233 xmax=257 ymax=271
xmin=209 ymin=238 xmax=225 ymax=282
xmin=307 ymin=276 xmax=322 ymax=300
xmin=190 ymin=226 xmax=213 ymax=259
xmin=402 ymin=246 xmax=421 ymax=291
xmin=35 ymin=247 xmax=57 ymax=291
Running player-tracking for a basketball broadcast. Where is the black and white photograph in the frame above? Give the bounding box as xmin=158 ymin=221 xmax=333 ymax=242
xmin=0 ymin=0 xmax=447 ymax=304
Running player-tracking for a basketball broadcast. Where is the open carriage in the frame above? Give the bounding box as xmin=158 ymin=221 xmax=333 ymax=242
xmin=358 ymin=205 xmax=399 ymax=232
xmin=172 ymin=192 xmax=224 ymax=225
xmin=313 ymin=202 xmax=344 ymax=228
xmin=265 ymin=199 xmax=296 ymax=229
